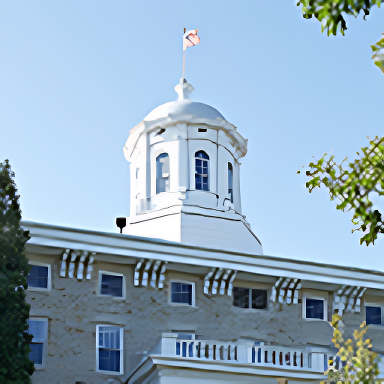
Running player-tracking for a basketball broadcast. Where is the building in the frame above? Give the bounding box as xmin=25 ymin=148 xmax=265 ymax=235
xmin=23 ymin=78 xmax=384 ymax=384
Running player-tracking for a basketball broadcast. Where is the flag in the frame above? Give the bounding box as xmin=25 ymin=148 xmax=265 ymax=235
xmin=183 ymin=29 xmax=200 ymax=51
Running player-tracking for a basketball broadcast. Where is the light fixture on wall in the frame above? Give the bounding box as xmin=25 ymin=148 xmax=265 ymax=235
xmin=116 ymin=217 xmax=126 ymax=233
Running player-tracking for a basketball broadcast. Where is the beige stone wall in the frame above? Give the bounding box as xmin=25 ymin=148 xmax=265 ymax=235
xmin=27 ymin=253 xmax=335 ymax=384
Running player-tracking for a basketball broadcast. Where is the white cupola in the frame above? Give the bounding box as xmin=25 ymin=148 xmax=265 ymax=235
xmin=122 ymin=79 xmax=263 ymax=255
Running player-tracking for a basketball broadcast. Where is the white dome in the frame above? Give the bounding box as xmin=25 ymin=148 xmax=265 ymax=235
xmin=144 ymin=99 xmax=225 ymax=122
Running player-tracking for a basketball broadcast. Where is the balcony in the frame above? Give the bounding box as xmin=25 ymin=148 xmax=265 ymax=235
xmin=127 ymin=333 xmax=329 ymax=384
xmin=160 ymin=334 xmax=327 ymax=373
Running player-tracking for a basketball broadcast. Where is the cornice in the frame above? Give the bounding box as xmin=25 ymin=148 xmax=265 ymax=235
xmin=22 ymin=220 xmax=384 ymax=289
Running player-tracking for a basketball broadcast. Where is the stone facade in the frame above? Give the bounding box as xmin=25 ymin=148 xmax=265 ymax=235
xmin=24 ymin=232 xmax=384 ymax=384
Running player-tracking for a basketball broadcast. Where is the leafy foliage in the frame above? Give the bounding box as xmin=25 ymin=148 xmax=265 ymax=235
xmin=371 ymin=34 xmax=384 ymax=73
xmin=0 ymin=159 xmax=34 ymax=383
xmin=300 ymin=136 xmax=384 ymax=246
xmin=297 ymin=0 xmax=382 ymax=36
xmin=327 ymin=314 xmax=380 ymax=384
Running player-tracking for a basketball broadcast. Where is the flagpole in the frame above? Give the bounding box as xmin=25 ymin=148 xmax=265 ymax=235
xmin=182 ymin=28 xmax=186 ymax=79
xmin=182 ymin=49 xmax=186 ymax=79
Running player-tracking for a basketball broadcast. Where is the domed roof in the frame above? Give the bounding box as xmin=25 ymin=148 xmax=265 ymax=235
xmin=124 ymin=79 xmax=248 ymax=162
xmin=143 ymin=79 xmax=225 ymax=123
xmin=144 ymin=99 xmax=224 ymax=122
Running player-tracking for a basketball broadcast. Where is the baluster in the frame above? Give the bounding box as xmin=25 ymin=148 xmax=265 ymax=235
xmin=208 ymin=343 xmax=214 ymax=360
xmin=259 ymin=347 xmax=264 ymax=364
xmin=196 ymin=342 xmax=201 ymax=358
xmin=190 ymin=341 xmax=195 ymax=358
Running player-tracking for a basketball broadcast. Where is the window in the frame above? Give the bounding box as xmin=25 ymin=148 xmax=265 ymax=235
xmin=170 ymin=281 xmax=195 ymax=306
xmin=233 ymin=287 xmax=267 ymax=309
xmin=303 ymin=296 xmax=327 ymax=320
xmin=156 ymin=153 xmax=170 ymax=194
xmin=96 ymin=325 xmax=123 ymax=374
xmin=28 ymin=318 xmax=48 ymax=367
xmin=27 ymin=263 xmax=50 ymax=290
xmin=99 ymin=272 xmax=124 ymax=298
xmin=228 ymin=162 xmax=233 ymax=203
xmin=366 ymin=303 xmax=384 ymax=325
xmin=195 ymin=151 xmax=209 ymax=191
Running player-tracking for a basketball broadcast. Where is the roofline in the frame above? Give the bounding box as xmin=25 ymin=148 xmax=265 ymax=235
xmin=21 ymin=220 xmax=384 ymax=289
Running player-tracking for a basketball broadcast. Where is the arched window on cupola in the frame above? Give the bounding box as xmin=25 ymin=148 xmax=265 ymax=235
xmin=156 ymin=153 xmax=170 ymax=194
xmin=195 ymin=151 xmax=209 ymax=191
xmin=228 ymin=162 xmax=233 ymax=203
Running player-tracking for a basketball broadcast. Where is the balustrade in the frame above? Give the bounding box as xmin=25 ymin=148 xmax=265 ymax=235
xmin=160 ymin=334 xmax=327 ymax=373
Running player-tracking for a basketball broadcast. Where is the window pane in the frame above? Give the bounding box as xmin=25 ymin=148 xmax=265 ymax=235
xmin=99 ymin=326 xmax=120 ymax=349
xmin=366 ymin=306 xmax=381 ymax=325
xmin=306 ymin=298 xmax=324 ymax=319
xmin=28 ymin=320 xmax=46 ymax=343
xmin=27 ymin=265 xmax=48 ymax=288
xmin=195 ymin=151 xmax=209 ymax=159
xmin=195 ymin=153 xmax=209 ymax=191
xmin=29 ymin=343 xmax=43 ymax=365
xmin=233 ymin=287 xmax=249 ymax=308
xmin=195 ymin=175 xmax=202 ymax=190
xmin=202 ymin=177 xmax=209 ymax=191
xmin=171 ymin=282 xmax=192 ymax=305
xmin=251 ymin=289 xmax=267 ymax=309
xmin=156 ymin=153 xmax=170 ymax=194
xmin=101 ymin=274 xmax=123 ymax=297
xmin=99 ymin=349 xmax=120 ymax=372
xmin=228 ymin=163 xmax=233 ymax=202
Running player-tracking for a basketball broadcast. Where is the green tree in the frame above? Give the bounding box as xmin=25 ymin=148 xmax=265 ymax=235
xmin=0 ymin=159 xmax=34 ymax=383
xmin=296 ymin=1 xmax=384 ymax=73
xmin=296 ymin=2 xmax=384 ymax=241
xmin=302 ymin=136 xmax=384 ymax=246
xmin=327 ymin=314 xmax=380 ymax=384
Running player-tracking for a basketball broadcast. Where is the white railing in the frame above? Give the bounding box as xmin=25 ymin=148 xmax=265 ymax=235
xmin=159 ymin=334 xmax=327 ymax=373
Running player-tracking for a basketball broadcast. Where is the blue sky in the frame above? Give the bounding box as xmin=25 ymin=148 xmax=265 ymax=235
xmin=1 ymin=1 xmax=383 ymax=269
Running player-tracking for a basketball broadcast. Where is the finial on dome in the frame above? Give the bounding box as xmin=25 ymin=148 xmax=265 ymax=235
xmin=175 ymin=78 xmax=194 ymax=100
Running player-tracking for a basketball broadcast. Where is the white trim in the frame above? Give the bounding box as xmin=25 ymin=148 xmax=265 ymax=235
xmin=28 ymin=317 xmax=48 ymax=369
xmin=169 ymin=280 xmax=196 ymax=307
xmin=96 ymin=324 xmax=124 ymax=375
xmin=302 ymin=294 xmax=328 ymax=321
xmin=22 ymin=221 xmax=384 ymax=290
xmin=98 ymin=270 xmax=126 ymax=299
xmin=365 ymin=301 xmax=384 ymax=326
xmin=27 ymin=262 xmax=51 ymax=291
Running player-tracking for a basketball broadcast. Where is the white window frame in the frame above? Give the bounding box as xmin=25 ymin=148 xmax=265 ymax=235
xmin=365 ymin=302 xmax=384 ymax=326
xmin=302 ymin=294 xmax=328 ymax=321
xmin=194 ymin=151 xmax=209 ymax=192
xmin=27 ymin=262 xmax=51 ymax=291
xmin=98 ymin=271 xmax=125 ymax=299
xmin=96 ymin=325 xmax=124 ymax=375
xmin=228 ymin=162 xmax=234 ymax=203
xmin=28 ymin=317 xmax=48 ymax=369
xmin=155 ymin=152 xmax=170 ymax=194
xmin=169 ymin=280 xmax=196 ymax=307
xmin=232 ymin=287 xmax=268 ymax=310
